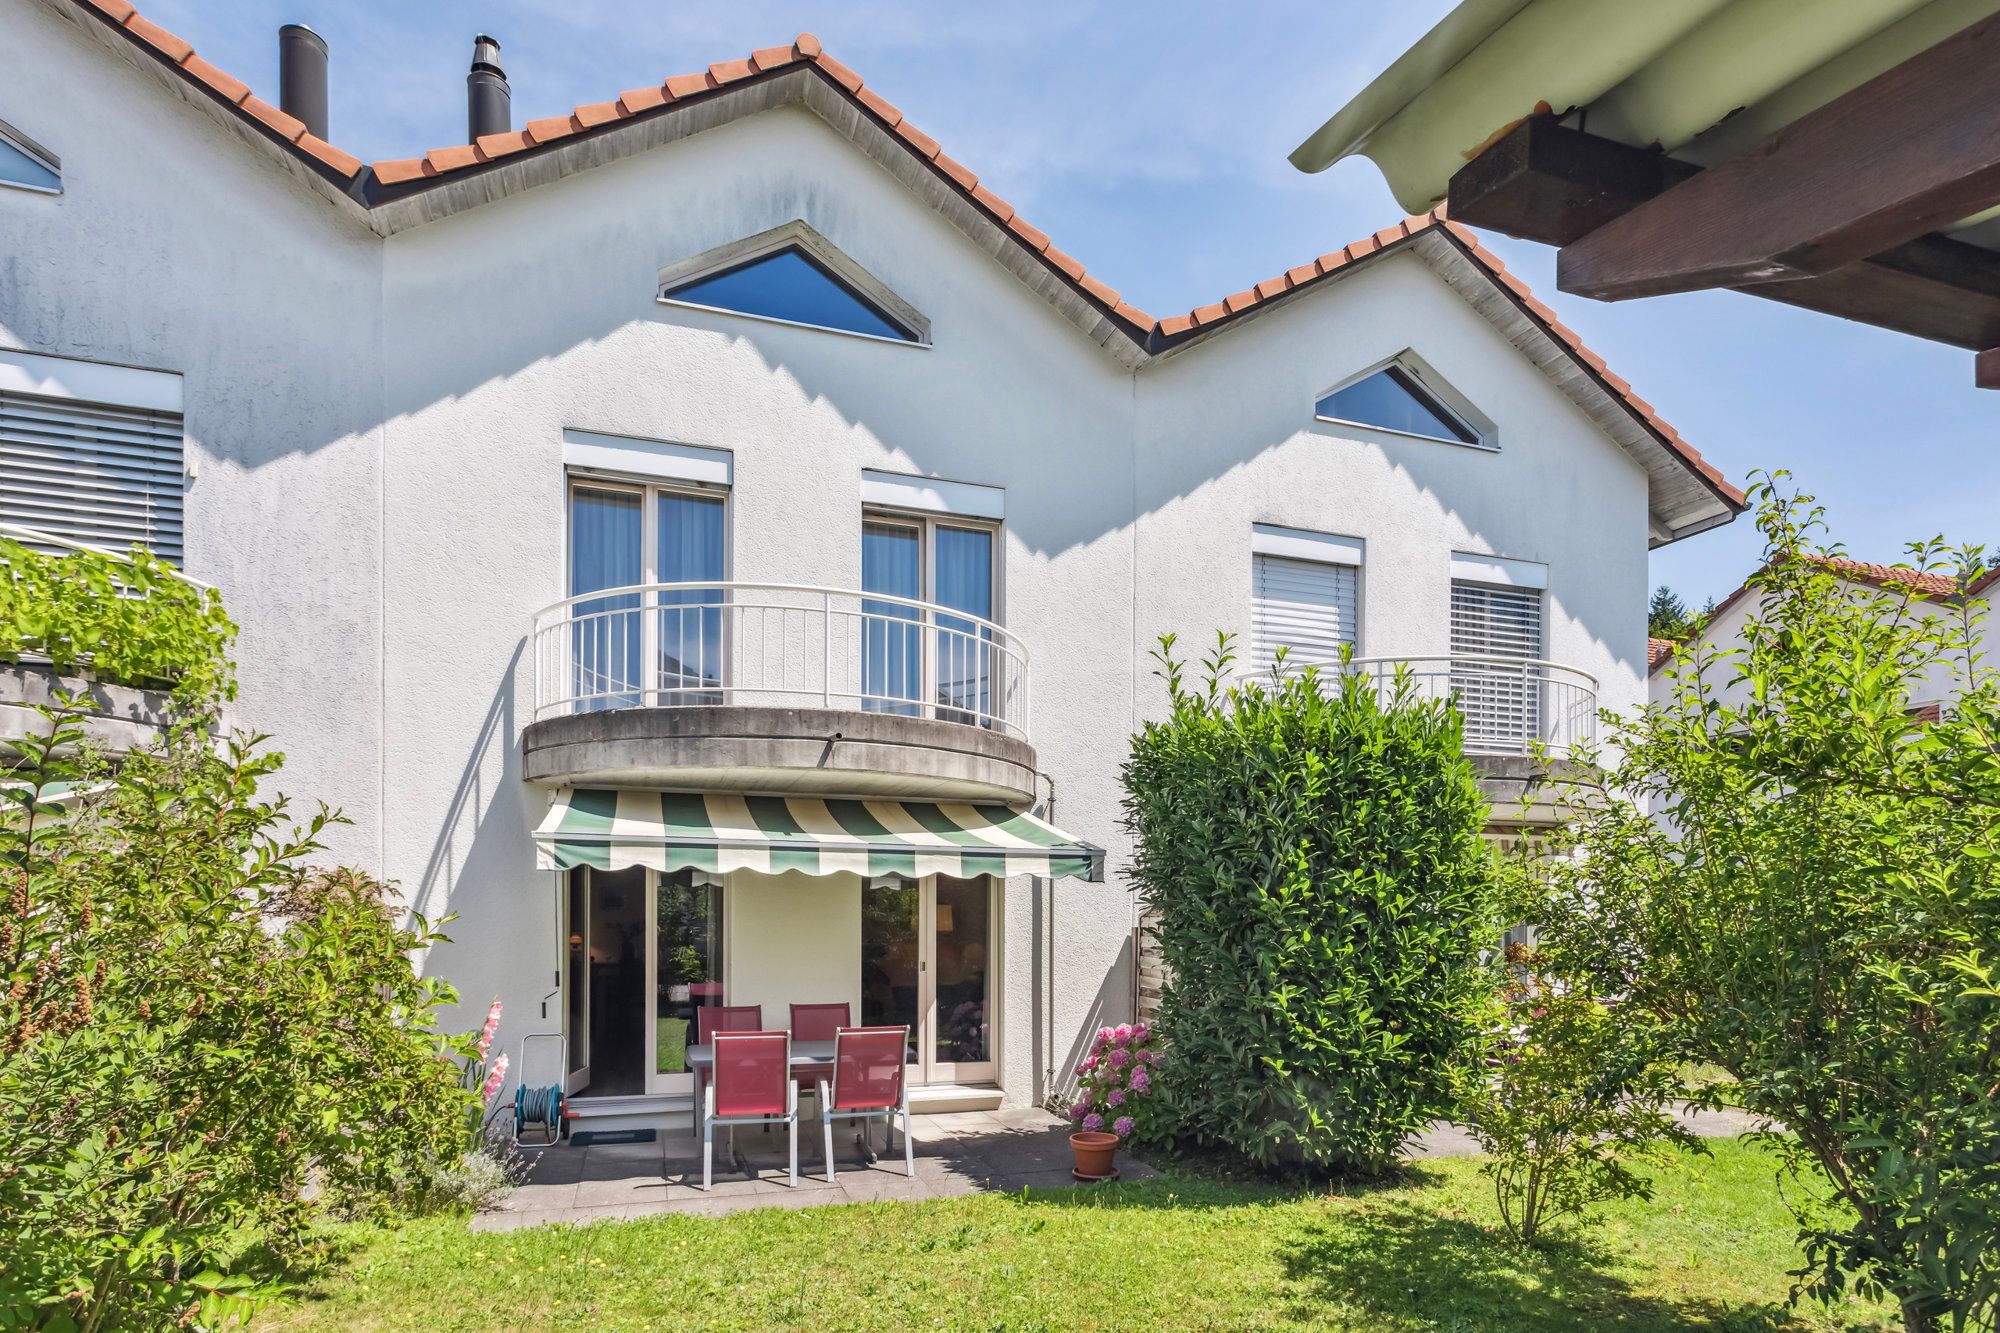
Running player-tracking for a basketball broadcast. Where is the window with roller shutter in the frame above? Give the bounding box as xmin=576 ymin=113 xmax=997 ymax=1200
xmin=0 ymin=354 xmax=184 ymax=563
xmin=1449 ymin=579 xmax=1545 ymax=751
xmin=1250 ymin=541 xmax=1360 ymax=679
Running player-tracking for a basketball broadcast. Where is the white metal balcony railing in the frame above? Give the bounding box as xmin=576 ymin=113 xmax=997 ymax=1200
xmin=1256 ymin=654 xmax=1599 ymax=756
xmin=529 ymin=582 xmax=1031 ymax=739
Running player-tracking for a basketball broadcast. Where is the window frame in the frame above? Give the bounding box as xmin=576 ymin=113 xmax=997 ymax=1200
xmin=859 ymin=506 xmax=1003 ymax=626
xmin=563 ymin=472 xmax=732 ymax=594
xmin=1248 ymin=523 xmax=1365 ymax=675
xmin=656 ymin=219 xmax=932 ymax=348
xmin=0 ymin=119 xmax=60 ymax=196
xmin=1315 ymin=350 xmax=1495 ymax=451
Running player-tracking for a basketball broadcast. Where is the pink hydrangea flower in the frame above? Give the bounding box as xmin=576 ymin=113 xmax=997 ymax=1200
xmin=1078 ymin=1055 xmax=1097 ymax=1074
xmin=1113 ymin=1023 xmax=1134 ymax=1042
xmin=1130 ymin=1067 xmax=1151 ymax=1093
xmin=1112 ymin=1116 xmax=1134 ymax=1137
xmin=1131 ymin=1022 xmax=1150 ymax=1043
xmin=477 ymin=998 xmax=502 ymax=1061
xmin=1107 ymin=1088 xmax=1126 ymax=1106
xmin=481 ymin=1052 xmax=509 ymax=1103
xmin=1070 ymin=1098 xmax=1092 ymax=1121
xmin=1081 ymin=1113 xmax=1104 ymax=1133
xmin=1106 ymin=1047 xmax=1132 ymax=1069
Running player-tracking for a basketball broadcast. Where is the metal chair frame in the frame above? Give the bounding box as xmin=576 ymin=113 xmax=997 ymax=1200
xmin=702 ymin=1029 xmax=799 ymax=1190
xmin=816 ymin=1025 xmax=915 ymax=1182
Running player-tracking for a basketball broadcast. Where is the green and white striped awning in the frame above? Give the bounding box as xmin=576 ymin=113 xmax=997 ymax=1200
xmin=534 ymin=789 xmax=1104 ymax=882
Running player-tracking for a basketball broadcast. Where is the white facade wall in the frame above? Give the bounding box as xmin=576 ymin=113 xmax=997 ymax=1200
xmin=4 ymin=9 xmax=1660 ymax=1107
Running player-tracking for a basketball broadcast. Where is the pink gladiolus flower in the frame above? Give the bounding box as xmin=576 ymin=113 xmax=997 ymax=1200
xmin=481 ymin=1052 xmax=509 ymax=1103
xmin=1112 ymin=1116 xmax=1134 ymax=1138
xmin=1081 ymin=1113 xmax=1104 ymax=1133
xmin=477 ymin=998 xmax=502 ymax=1061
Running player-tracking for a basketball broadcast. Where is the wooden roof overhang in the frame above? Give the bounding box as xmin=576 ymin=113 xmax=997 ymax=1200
xmin=1292 ymin=0 xmax=2000 ymax=388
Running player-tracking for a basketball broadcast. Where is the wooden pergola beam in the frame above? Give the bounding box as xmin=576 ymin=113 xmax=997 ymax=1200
xmin=1448 ymin=120 xmax=2000 ymax=384
xmin=1555 ymin=11 xmax=2000 ymax=301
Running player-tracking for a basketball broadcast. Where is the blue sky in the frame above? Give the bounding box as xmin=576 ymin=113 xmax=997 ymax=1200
xmin=147 ymin=0 xmax=2000 ymax=605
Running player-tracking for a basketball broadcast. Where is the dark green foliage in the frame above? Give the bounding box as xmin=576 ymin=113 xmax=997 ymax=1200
xmin=1122 ymin=635 xmax=1500 ymax=1172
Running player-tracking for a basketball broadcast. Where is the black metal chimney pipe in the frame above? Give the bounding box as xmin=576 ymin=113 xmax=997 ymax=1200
xmin=277 ymin=24 xmax=328 ymax=140
xmin=467 ymin=34 xmax=510 ymax=141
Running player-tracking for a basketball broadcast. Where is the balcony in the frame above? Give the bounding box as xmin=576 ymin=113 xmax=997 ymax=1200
xmin=1262 ymin=654 xmax=1600 ymax=825
xmin=521 ymin=582 xmax=1038 ymax=802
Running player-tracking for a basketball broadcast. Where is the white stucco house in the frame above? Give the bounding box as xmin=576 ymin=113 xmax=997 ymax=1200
xmin=1 ymin=1 xmax=1742 ymax=1127
xmin=1650 ymin=556 xmax=1998 ymax=719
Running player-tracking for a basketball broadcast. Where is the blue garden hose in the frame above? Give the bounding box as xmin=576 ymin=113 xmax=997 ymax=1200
xmin=514 ymin=1083 xmax=566 ymax=1144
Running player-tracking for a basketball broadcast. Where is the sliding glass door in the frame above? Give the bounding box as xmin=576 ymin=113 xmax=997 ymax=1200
xmin=860 ymin=874 xmax=996 ymax=1085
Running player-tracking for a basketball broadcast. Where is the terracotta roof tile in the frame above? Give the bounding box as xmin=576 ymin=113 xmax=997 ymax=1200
xmin=123 ymin=13 xmax=193 ymax=63
xmin=371 ymin=157 xmax=430 ymax=185
xmin=525 ymin=115 xmax=580 ymax=144
xmin=295 ymin=134 xmax=361 ymax=177
xmin=895 ymin=120 xmax=942 ymax=160
xmin=182 ymin=54 xmax=249 ymax=104
xmin=238 ymin=94 xmax=307 ymax=143
xmin=856 ymin=87 xmax=904 ymax=127
xmin=618 ymin=86 xmax=668 ymax=115
xmin=69 ymin=8 xmax=1734 ymax=519
xmin=811 ymin=53 xmax=864 ymax=93
xmin=1647 ymin=637 xmax=1678 ymax=671
xmin=969 ymin=184 xmax=1015 ymax=223
xmin=474 ymin=130 xmax=533 ymax=159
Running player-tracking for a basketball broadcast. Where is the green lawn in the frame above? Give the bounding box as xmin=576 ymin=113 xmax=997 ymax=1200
xmin=267 ymin=1139 xmax=1891 ymax=1332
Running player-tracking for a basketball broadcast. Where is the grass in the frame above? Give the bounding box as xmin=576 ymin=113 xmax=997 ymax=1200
xmin=264 ymin=1138 xmax=1894 ymax=1332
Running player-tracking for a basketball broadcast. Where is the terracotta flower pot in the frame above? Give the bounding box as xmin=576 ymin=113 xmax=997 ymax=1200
xmin=1070 ymin=1130 xmax=1119 ymax=1180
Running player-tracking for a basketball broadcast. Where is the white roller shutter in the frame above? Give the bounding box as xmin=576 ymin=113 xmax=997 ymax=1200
xmin=1450 ymin=580 xmax=1544 ymax=751
xmin=1252 ymin=554 xmax=1358 ymax=677
xmin=0 ymin=390 xmax=184 ymax=562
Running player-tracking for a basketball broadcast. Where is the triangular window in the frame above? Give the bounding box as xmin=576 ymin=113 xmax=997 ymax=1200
xmin=663 ymin=245 xmax=917 ymax=342
xmin=0 ymin=121 xmax=60 ymax=195
xmin=1317 ymin=360 xmax=1481 ymax=446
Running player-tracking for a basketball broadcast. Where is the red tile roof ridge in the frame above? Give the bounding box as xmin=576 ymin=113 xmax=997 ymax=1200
xmin=69 ymin=5 xmax=1740 ymax=521
xmin=1647 ymin=637 xmax=1679 ymax=670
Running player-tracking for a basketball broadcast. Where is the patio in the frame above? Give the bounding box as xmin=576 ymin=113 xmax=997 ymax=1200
xmin=476 ymin=1107 xmax=1157 ymax=1230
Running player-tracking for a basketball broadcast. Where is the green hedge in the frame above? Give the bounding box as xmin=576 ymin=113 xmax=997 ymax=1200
xmin=1123 ymin=637 xmax=1499 ymax=1171
xmin=0 ymin=535 xmax=235 ymax=703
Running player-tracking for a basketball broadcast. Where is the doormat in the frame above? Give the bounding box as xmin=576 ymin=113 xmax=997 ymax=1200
xmin=571 ymin=1129 xmax=657 ymax=1147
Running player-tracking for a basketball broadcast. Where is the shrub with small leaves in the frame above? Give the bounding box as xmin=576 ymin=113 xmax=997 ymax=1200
xmin=1453 ymin=944 xmax=1699 ymax=1243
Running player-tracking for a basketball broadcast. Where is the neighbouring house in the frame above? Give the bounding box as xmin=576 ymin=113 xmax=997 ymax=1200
xmin=0 ymin=1 xmax=1741 ymax=1129
xmin=1651 ymin=555 xmax=2000 ymax=730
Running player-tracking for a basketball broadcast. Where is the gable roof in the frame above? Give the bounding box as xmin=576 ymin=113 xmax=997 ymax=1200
xmin=1647 ymin=637 xmax=1678 ymax=671
xmin=59 ymin=0 xmax=1743 ymax=538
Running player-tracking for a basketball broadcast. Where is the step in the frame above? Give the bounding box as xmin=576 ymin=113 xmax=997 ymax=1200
xmin=908 ymin=1083 xmax=1004 ymax=1114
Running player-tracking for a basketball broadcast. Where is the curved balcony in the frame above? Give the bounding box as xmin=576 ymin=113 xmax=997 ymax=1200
xmin=522 ymin=582 xmax=1037 ymax=802
xmin=1258 ymin=654 xmax=1598 ymax=755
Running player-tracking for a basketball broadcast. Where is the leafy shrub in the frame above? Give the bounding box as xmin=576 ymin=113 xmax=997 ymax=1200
xmin=1453 ymin=945 xmax=1698 ymax=1242
xmin=0 ymin=703 xmax=474 ymax=1330
xmin=1123 ymin=634 xmax=1500 ymax=1172
xmin=1066 ymin=1022 xmax=1160 ymax=1139
xmin=0 ymin=535 xmax=236 ymax=703
xmin=1533 ymin=479 xmax=2000 ymax=1332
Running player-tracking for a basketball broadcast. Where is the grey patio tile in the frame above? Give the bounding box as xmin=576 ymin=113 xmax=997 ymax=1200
xmin=497 ymin=1182 xmax=578 ymax=1213
xmin=986 ymin=1106 xmax=1065 ymax=1130
xmin=826 ymin=1169 xmax=935 ymax=1203
xmin=517 ymin=1148 xmax=586 ymax=1185
xmin=572 ymin=1174 xmax=677 ymax=1209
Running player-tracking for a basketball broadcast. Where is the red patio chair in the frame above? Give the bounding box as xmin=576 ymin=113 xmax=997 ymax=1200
xmin=817 ymin=1025 xmax=913 ymax=1181
xmin=788 ymin=1002 xmax=851 ymax=1110
xmin=703 ymin=1030 xmax=798 ymax=1190
xmin=692 ymin=1005 xmax=763 ymax=1139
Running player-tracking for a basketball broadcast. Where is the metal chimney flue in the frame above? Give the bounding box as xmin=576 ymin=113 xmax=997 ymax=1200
xmin=467 ymin=34 xmax=511 ymax=141
xmin=277 ymin=24 xmax=328 ymax=140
